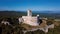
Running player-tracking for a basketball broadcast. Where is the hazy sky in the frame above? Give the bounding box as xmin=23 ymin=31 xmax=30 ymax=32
xmin=0 ymin=0 xmax=60 ymax=11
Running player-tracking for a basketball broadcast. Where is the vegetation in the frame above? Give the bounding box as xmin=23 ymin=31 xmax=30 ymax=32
xmin=0 ymin=11 xmax=60 ymax=34
xmin=0 ymin=16 xmax=60 ymax=34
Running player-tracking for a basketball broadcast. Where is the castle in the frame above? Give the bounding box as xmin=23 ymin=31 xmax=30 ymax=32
xmin=18 ymin=10 xmax=54 ymax=33
xmin=19 ymin=10 xmax=47 ymax=26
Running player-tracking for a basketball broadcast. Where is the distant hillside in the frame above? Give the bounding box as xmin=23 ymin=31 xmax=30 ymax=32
xmin=0 ymin=11 xmax=60 ymax=19
xmin=32 ymin=11 xmax=60 ymax=19
xmin=0 ymin=11 xmax=27 ymax=17
xmin=33 ymin=11 xmax=60 ymax=13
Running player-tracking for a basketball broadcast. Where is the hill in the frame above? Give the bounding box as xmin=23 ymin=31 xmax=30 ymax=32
xmin=0 ymin=11 xmax=60 ymax=19
xmin=0 ymin=11 xmax=26 ymax=17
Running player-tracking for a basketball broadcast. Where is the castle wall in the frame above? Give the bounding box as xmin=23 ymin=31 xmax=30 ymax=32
xmin=22 ymin=16 xmax=39 ymax=26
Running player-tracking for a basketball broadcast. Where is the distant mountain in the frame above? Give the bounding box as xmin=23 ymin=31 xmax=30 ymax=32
xmin=32 ymin=11 xmax=60 ymax=19
xmin=0 ymin=11 xmax=27 ymax=17
xmin=0 ymin=11 xmax=60 ymax=19
xmin=32 ymin=11 xmax=60 ymax=13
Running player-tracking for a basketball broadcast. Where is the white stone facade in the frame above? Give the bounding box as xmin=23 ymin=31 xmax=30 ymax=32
xmin=22 ymin=16 xmax=39 ymax=26
xmin=19 ymin=10 xmax=39 ymax=26
xmin=27 ymin=10 xmax=32 ymax=16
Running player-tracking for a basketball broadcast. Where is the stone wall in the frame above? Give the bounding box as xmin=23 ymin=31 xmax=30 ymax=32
xmin=22 ymin=16 xmax=39 ymax=26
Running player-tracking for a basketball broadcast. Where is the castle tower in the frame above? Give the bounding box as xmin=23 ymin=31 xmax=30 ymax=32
xmin=27 ymin=10 xmax=32 ymax=16
xmin=37 ymin=14 xmax=40 ymax=24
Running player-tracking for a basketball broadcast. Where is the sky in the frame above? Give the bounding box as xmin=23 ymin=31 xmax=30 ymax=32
xmin=0 ymin=0 xmax=60 ymax=11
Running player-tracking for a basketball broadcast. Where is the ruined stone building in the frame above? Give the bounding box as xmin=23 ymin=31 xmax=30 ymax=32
xmin=19 ymin=10 xmax=44 ymax=26
xmin=18 ymin=10 xmax=54 ymax=33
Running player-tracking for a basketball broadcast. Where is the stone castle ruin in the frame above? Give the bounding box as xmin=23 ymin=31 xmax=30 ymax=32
xmin=18 ymin=10 xmax=54 ymax=33
xmin=19 ymin=10 xmax=45 ymax=26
